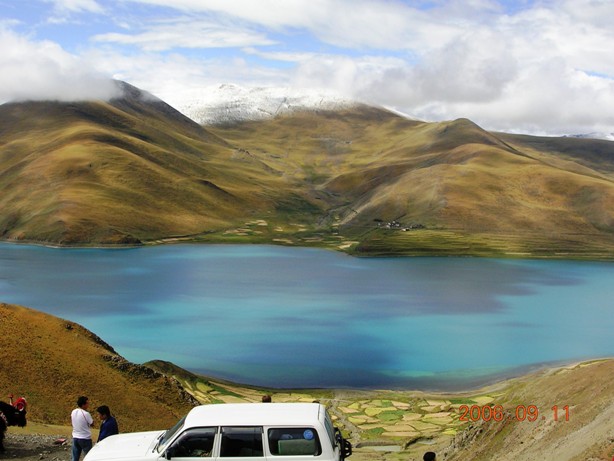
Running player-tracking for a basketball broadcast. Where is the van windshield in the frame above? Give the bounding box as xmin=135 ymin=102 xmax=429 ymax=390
xmin=156 ymin=416 xmax=186 ymax=453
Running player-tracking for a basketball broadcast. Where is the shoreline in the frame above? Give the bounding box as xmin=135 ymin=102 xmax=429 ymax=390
xmin=2 ymin=236 xmax=614 ymax=263
xmin=185 ymin=356 xmax=614 ymax=396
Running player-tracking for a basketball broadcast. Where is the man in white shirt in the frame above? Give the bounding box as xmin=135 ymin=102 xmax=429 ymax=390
xmin=71 ymin=396 xmax=94 ymax=461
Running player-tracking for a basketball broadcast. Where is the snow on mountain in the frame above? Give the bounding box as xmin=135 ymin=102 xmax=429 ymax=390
xmin=168 ymin=84 xmax=359 ymax=125
xmin=566 ymin=132 xmax=614 ymax=142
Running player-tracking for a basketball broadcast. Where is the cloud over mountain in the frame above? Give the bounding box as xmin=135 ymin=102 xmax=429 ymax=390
xmin=0 ymin=27 xmax=119 ymax=103
xmin=2 ymin=1 xmax=614 ymax=135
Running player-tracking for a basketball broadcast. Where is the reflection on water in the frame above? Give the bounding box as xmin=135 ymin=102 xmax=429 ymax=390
xmin=0 ymin=243 xmax=612 ymax=389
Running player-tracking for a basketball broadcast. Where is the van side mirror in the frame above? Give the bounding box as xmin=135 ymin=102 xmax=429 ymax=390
xmin=164 ymin=448 xmax=174 ymax=460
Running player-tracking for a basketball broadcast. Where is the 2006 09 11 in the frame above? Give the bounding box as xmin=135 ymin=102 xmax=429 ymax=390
xmin=458 ymin=404 xmax=570 ymax=422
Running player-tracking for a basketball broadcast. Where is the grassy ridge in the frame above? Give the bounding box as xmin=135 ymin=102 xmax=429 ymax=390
xmin=0 ymin=84 xmax=316 ymax=244
xmin=211 ymin=110 xmax=614 ymax=259
xmin=2 ymin=89 xmax=614 ymax=257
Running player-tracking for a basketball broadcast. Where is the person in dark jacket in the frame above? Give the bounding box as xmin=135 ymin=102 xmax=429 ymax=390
xmin=96 ymin=405 xmax=118 ymax=442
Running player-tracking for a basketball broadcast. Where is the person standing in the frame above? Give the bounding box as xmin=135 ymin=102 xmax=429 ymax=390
xmin=71 ymin=396 xmax=94 ymax=461
xmin=96 ymin=405 xmax=119 ymax=442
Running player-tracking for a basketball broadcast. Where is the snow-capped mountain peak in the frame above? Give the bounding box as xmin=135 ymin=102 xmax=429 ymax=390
xmin=168 ymin=84 xmax=359 ymax=125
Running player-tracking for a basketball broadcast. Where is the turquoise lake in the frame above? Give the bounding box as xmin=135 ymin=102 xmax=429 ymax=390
xmin=1 ymin=243 xmax=613 ymax=390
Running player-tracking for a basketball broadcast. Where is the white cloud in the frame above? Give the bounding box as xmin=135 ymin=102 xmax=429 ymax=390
xmin=93 ymin=17 xmax=276 ymax=51
xmin=43 ymin=0 xmax=105 ymax=23
xmin=86 ymin=47 xmax=289 ymax=104
xmin=2 ymin=0 xmax=614 ymax=135
xmin=45 ymin=0 xmax=104 ymax=14
xmin=124 ymin=0 xmax=460 ymax=51
xmin=0 ymin=27 xmax=119 ymax=102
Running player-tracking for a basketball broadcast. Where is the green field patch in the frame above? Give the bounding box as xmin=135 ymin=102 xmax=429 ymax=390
xmin=363 ymin=427 xmax=385 ymax=438
xmin=196 ymin=381 xmax=214 ymax=393
xmin=365 ymin=407 xmax=387 ymax=416
xmin=402 ymin=413 xmax=423 ymax=422
xmin=348 ymin=416 xmax=368 ymax=424
xmin=370 ymin=399 xmax=394 ymax=408
xmin=472 ymin=396 xmax=495 ymax=405
xmin=348 ymin=402 xmax=362 ymax=410
xmin=209 ymin=382 xmax=256 ymax=399
xmin=377 ymin=410 xmax=404 ymax=422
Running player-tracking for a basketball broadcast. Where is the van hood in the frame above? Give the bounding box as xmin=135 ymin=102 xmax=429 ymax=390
xmin=84 ymin=431 xmax=165 ymax=461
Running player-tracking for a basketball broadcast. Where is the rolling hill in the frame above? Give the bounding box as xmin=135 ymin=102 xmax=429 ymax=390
xmin=2 ymin=82 xmax=614 ymax=258
xmin=209 ymin=109 xmax=614 ymax=258
xmin=0 ymin=82 xmax=309 ymax=245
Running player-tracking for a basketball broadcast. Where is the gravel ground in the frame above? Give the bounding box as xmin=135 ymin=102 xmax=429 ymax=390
xmin=1 ymin=434 xmax=71 ymax=461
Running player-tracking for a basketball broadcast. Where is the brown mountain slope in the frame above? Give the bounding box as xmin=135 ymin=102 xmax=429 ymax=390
xmin=0 ymin=82 xmax=299 ymax=245
xmin=211 ymin=110 xmax=614 ymax=258
xmin=0 ymin=302 xmax=196 ymax=431
xmin=2 ymin=86 xmax=614 ymax=257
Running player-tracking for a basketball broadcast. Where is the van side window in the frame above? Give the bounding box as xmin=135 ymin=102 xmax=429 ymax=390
xmin=220 ymin=427 xmax=264 ymax=457
xmin=268 ymin=428 xmax=321 ymax=456
xmin=158 ymin=416 xmax=187 ymax=453
xmin=168 ymin=427 xmax=217 ymax=458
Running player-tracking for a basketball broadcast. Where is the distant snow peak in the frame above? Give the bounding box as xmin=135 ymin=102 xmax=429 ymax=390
xmin=171 ymin=84 xmax=358 ymax=125
xmin=566 ymin=132 xmax=614 ymax=142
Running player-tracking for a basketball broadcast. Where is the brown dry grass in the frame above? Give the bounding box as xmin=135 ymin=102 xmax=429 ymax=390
xmin=442 ymin=360 xmax=614 ymax=461
xmin=0 ymin=302 xmax=195 ymax=432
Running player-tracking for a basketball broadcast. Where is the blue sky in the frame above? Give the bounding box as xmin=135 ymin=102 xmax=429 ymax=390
xmin=1 ymin=0 xmax=614 ymax=135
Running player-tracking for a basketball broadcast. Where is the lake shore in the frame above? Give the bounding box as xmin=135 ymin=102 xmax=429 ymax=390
xmin=4 ymin=224 xmax=614 ymax=262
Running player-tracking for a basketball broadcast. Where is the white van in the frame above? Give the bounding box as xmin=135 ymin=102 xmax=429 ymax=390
xmin=84 ymin=403 xmax=352 ymax=461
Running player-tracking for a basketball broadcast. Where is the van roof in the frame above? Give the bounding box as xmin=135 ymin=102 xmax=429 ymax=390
xmin=184 ymin=403 xmax=325 ymax=428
